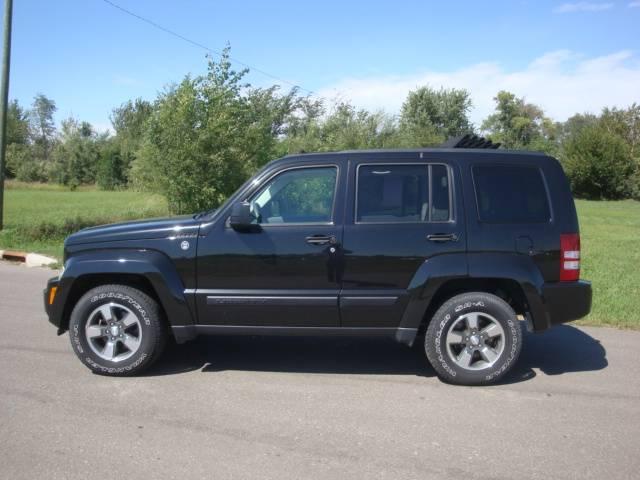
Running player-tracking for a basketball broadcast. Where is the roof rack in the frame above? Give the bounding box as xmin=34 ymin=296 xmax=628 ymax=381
xmin=441 ymin=134 xmax=501 ymax=149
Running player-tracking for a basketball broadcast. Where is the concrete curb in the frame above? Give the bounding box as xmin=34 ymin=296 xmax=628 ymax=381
xmin=1 ymin=250 xmax=57 ymax=267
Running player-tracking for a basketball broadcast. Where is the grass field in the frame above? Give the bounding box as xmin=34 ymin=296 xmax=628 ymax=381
xmin=575 ymin=199 xmax=639 ymax=329
xmin=0 ymin=182 xmax=169 ymax=259
xmin=0 ymin=182 xmax=638 ymax=329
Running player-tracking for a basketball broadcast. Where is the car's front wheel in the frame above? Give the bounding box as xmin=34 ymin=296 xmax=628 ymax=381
xmin=68 ymin=284 xmax=166 ymax=376
xmin=425 ymin=292 xmax=522 ymax=386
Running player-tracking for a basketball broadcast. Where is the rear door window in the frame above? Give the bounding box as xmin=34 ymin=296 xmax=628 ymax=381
xmin=473 ymin=165 xmax=551 ymax=223
xmin=356 ymin=164 xmax=451 ymax=223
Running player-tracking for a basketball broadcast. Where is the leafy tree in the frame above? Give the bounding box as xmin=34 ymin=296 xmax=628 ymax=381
xmin=110 ymin=98 xmax=154 ymax=183
xmin=562 ymin=123 xmax=634 ymax=199
xmin=399 ymin=86 xmax=473 ymax=147
xmin=284 ymin=100 xmax=401 ymax=154
xmin=4 ymin=100 xmax=31 ymax=177
xmin=482 ymin=91 xmax=559 ymax=153
xmin=598 ymin=104 xmax=640 ymax=197
xmin=51 ymin=118 xmax=102 ymax=187
xmin=7 ymin=100 xmax=30 ymax=145
xmin=133 ymin=47 xmax=300 ymax=213
xmin=29 ymin=93 xmax=57 ymax=162
xmin=96 ymin=138 xmax=125 ymax=190
xmin=561 ymin=113 xmax=598 ymax=141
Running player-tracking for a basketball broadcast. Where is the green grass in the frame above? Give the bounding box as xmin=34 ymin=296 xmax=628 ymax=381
xmin=575 ymin=199 xmax=640 ymax=329
xmin=0 ymin=181 xmax=169 ymax=259
xmin=0 ymin=183 xmax=638 ymax=329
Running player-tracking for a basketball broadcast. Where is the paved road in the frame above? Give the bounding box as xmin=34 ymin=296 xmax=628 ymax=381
xmin=1 ymin=262 xmax=639 ymax=480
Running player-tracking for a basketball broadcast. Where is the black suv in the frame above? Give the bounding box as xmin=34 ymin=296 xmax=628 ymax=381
xmin=44 ymin=147 xmax=592 ymax=385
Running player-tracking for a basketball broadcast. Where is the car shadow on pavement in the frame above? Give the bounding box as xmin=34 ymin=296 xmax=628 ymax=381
xmin=502 ymin=324 xmax=608 ymax=384
xmin=148 ymin=335 xmax=434 ymax=377
xmin=146 ymin=324 xmax=608 ymax=383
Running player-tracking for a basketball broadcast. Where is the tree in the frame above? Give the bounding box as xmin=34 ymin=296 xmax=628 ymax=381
xmin=51 ymin=118 xmax=102 ymax=187
xmin=482 ymin=91 xmax=559 ymax=153
xmin=598 ymin=104 xmax=640 ymax=197
xmin=283 ymin=100 xmax=402 ymax=154
xmin=561 ymin=113 xmax=598 ymax=141
xmin=30 ymin=93 xmax=57 ymax=161
xmin=562 ymin=123 xmax=634 ymax=199
xmin=133 ymin=47 xmax=300 ymax=213
xmin=4 ymin=100 xmax=30 ymax=177
xmin=96 ymin=138 xmax=125 ymax=190
xmin=110 ymin=98 xmax=153 ymax=183
xmin=399 ymin=86 xmax=473 ymax=147
xmin=7 ymin=100 xmax=29 ymax=145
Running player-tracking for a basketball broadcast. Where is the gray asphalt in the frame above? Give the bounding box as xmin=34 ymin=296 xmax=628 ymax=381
xmin=0 ymin=262 xmax=639 ymax=480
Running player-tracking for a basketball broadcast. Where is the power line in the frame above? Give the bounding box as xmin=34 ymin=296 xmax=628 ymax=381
xmin=100 ymin=0 xmax=315 ymax=95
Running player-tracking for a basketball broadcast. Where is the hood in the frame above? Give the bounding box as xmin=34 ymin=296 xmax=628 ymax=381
xmin=65 ymin=215 xmax=201 ymax=246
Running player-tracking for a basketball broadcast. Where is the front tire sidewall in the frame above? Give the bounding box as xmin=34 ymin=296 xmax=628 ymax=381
xmin=70 ymin=289 xmax=157 ymax=375
xmin=426 ymin=293 xmax=522 ymax=385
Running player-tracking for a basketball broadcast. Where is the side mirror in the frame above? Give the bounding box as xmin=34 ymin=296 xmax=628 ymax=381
xmin=229 ymin=202 xmax=258 ymax=231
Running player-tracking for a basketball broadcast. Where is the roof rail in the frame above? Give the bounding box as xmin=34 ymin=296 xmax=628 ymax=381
xmin=441 ymin=134 xmax=501 ymax=149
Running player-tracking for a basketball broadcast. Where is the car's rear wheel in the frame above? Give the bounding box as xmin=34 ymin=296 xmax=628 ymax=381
xmin=424 ymin=292 xmax=522 ymax=386
xmin=68 ymin=284 xmax=166 ymax=376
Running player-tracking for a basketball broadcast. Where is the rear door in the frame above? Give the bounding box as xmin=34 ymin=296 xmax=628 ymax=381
xmin=339 ymin=155 xmax=466 ymax=327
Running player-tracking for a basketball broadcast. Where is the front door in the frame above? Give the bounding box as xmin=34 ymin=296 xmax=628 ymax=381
xmin=340 ymin=159 xmax=465 ymax=327
xmin=195 ymin=164 xmax=344 ymax=327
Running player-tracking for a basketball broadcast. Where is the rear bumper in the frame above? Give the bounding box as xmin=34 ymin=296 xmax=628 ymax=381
xmin=542 ymin=280 xmax=592 ymax=327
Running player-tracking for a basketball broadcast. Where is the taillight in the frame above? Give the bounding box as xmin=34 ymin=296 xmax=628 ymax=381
xmin=560 ymin=233 xmax=580 ymax=281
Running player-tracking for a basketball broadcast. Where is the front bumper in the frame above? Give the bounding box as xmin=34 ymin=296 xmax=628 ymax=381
xmin=542 ymin=280 xmax=592 ymax=326
xmin=44 ymin=276 xmax=64 ymax=331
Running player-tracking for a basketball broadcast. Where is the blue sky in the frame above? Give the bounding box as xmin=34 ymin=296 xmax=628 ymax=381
xmin=6 ymin=0 xmax=640 ymax=131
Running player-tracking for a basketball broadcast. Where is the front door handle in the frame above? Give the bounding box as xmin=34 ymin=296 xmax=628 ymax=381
xmin=305 ymin=235 xmax=336 ymax=246
xmin=427 ymin=233 xmax=459 ymax=243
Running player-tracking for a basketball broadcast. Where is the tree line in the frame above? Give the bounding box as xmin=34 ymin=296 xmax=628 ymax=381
xmin=5 ymin=47 xmax=639 ymax=212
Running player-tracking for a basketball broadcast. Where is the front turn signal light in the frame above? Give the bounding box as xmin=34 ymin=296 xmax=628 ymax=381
xmin=49 ymin=286 xmax=58 ymax=305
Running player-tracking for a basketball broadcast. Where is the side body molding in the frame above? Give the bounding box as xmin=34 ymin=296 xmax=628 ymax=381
xmin=52 ymin=249 xmax=195 ymax=332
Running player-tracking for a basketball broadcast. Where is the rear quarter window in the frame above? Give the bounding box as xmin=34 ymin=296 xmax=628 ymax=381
xmin=473 ymin=164 xmax=551 ymax=223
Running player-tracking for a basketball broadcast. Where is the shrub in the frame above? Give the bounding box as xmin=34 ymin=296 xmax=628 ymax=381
xmin=562 ymin=124 xmax=635 ymax=200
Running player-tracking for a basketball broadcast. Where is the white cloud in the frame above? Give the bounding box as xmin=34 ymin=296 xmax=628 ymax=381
xmin=315 ymin=50 xmax=640 ymax=127
xmin=92 ymin=122 xmax=114 ymax=136
xmin=553 ymin=2 xmax=614 ymax=13
xmin=629 ymin=1 xmax=640 ymax=7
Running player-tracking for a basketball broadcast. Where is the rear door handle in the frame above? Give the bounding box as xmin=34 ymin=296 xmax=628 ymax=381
xmin=427 ymin=233 xmax=459 ymax=243
xmin=305 ymin=235 xmax=336 ymax=246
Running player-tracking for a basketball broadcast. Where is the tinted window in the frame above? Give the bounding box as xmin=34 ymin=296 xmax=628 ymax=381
xmin=431 ymin=165 xmax=451 ymax=221
xmin=356 ymin=164 xmax=451 ymax=223
xmin=473 ymin=165 xmax=550 ymax=223
xmin=252 ymin=167 xmax=337 ymax=224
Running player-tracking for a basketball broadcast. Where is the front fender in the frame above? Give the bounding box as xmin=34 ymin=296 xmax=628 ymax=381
xmin=48 ymin=249 xmax=195 ymax=332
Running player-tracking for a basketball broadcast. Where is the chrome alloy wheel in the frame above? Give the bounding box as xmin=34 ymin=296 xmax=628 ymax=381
xmin=85 ymin=303 xmax=142 ymax=362
xmin=445 ymin=312 xmax=506 ymax=371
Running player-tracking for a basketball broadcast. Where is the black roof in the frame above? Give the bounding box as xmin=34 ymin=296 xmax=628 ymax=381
xmin=283 ymin=148 xmax=546 ymax=160
xmin=282 ymin=135 xmax=546 ymax=160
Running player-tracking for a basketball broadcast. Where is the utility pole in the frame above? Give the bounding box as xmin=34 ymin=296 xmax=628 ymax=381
xmin=0 ymin=0 xmax=13 ymax=230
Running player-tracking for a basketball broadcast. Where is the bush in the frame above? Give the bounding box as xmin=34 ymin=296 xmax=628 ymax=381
xmin=15 ymin=157 xmax=49 ymax=183
xmin=562 ymin=124 xmax=635 ymax=200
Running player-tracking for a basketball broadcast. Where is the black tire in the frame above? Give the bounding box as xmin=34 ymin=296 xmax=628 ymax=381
xmin=68 ymin=284 xmax=166 ymax=376
xmin=425 ymin=292 xmax=522 ymax=386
